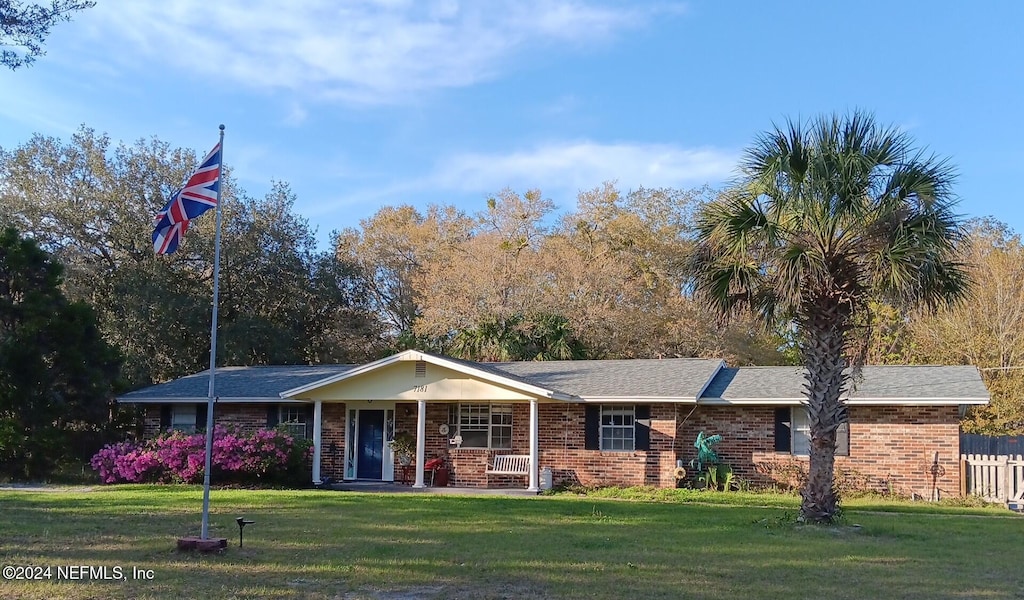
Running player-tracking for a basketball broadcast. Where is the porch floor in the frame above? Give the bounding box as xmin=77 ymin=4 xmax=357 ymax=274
xmin=324 ymin=481 xmax=539 ymax=496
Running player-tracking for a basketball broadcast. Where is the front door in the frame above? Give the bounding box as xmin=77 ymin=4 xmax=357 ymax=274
xmin=357 ymin=409 xmax=385 ymax=479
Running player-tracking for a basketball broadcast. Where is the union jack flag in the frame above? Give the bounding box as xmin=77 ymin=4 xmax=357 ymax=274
xmin=152 ymin=142 xmax=222 ymax=254
xmin=152 ymin=220 xmax=190 ymax=255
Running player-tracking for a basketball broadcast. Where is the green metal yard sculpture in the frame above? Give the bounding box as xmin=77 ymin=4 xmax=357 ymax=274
xmin=691 ymin=432 xmax=733 ymax=491
xmin=691 ymin=431 xmax=721 ymax=474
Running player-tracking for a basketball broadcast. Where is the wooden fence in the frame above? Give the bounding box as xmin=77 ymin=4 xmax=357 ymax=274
xmin=960 ymin=454 xmax=1024 ymax=503
xmin=960 ymin=434 xmax=1024 ymax=456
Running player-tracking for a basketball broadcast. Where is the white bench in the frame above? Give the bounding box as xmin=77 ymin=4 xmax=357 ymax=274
xmin=486 ymin=454 xmax=531 ymax=475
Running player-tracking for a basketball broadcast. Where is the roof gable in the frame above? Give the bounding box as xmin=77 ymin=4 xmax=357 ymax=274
xmin=284 ymin=358 xmax=543 ymax=402
xmin=279 ymin=350 xmax=570 ymax=400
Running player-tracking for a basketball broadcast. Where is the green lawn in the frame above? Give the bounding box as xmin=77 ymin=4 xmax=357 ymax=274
xmin=0 ymin=486 xmax=1021 ymax=599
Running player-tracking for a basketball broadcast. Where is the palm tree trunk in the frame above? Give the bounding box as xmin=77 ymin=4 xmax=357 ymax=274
xmin=799 ymin=296 xmax=850 ymax=523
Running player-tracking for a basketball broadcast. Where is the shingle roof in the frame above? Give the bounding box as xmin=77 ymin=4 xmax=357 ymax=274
xmin=492 ymin=358 xmax=724 ymax=399
xmin=428 ymin=353 xmax=574 ymax=397
xmin=118 ymin=365 xmax=356 ymax=401
xmin=118 ymin=356 xmax=989 ymax=405
xmin=701 ymin=365 xmax=989 ymax=402
xmin=119 ymin=358 xmax=724 ymax=402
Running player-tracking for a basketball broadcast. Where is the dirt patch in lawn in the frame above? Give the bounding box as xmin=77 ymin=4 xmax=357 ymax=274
xmin=343 ymin=581 xmax=552 ymax=600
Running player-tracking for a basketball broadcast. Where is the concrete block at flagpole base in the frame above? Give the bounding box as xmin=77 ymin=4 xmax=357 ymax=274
xmin=177 ymin=536 xmax=228 ymax=552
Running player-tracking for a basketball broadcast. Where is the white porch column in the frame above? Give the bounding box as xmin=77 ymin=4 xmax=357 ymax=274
xmin=312 ymin=400 xmax=323 ymax=484
xmin=412 ymin=399 xmax=427 ymax=488
xmin=528 ymin=398 xmax=539 ymax=492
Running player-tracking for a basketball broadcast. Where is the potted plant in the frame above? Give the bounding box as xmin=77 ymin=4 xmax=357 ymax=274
xmin=389 ymin=432 xmax=416 ymax=466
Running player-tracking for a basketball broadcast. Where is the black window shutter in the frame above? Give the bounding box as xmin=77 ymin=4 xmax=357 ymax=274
xmin=267 ymin=404 xmax=279 ymax=428
xmin=160 ymin=405 xmax=171 ymax=430
xmin=584 ymin=405 xmax=600 ymax=450
xmin=304 ymin=404 xmax=315 ymax=439
xmin=196 ymin=402 xmax=208 ymax=431
xmin=774 ymin=407 xmax=791 ymax=452
xmin=634 ymin=405 xmax=651 ymax=451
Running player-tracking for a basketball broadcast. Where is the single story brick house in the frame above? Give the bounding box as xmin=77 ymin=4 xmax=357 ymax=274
xmin=118 ymin=350 xmax=989 ymax=498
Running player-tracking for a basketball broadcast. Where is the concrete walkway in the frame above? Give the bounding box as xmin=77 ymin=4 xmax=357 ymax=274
xmin=325 ymin=481 xmax=539 ymax=496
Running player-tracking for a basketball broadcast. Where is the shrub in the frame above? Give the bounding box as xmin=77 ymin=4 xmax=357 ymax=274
xmin=90 ymin=426 xmax=311 ymax=486
xmin=90 ymin=441 xmax=161 ymax=484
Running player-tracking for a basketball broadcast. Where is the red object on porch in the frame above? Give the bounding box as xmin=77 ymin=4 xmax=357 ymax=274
xmin=424 ymin=458 xmax=448 ymax=487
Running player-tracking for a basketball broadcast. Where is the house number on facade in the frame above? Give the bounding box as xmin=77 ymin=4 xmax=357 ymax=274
xmin=412 ymin=385 xmax=428 ymax=393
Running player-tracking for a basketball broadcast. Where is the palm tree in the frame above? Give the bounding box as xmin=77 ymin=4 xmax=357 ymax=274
xmin=691 ymin=112 xmax=970 ymax=523
xmin=449 ymin=313 xmax=588 ymax=361
xmin=449 ymin=314 xmax=526 ymax=362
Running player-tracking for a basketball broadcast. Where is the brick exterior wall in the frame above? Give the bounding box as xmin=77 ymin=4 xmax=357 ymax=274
xmin=678 ymin=405 xmax=961 ymax=499
xmin=391 ymin=403 xmax=681 ymax=489
xmin=143 ymin=403 xmax=271 ymax=437
xmin=320 ymin=403 xmax=347 ymax=482
xmin=535 ymin=403 xmax=679 ymax=489
xmin=141 ymin=401 xmax=962 ymax=497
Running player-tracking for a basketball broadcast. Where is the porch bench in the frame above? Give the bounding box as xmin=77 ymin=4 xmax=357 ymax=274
xmin=486 ymin=454 xmax=531 ymax=476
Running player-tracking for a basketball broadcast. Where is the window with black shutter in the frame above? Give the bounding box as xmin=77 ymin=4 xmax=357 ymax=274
xmin=777 ymin=407 xmax=850 ymax=456
xmin=774 ymin=407 xmax=791 ymax=452
xmin=160 ymin=405 xmax=171 ymax=431
xmin=634 ymin=405 xmax=651 ymax=451
xmin=278 ymin=405 xmax=308 ymax=439
xmin=169 ymin=405 xmax=197 ymax=432
xmin=584 ymin=405 xmax=600 ymax=450
xmin=196 ymin=402 xmax=208 ymax=431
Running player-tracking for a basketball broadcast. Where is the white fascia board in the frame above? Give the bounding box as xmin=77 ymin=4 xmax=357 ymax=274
xmin=280 ymin=349 xmax=565 ymax=401
xmin=578 ymin=396 xmax=697 ymax=403
xmin=845 ymin=397 xmax=990 ymax=406
xmin=698 ymin=397 xmax=805 ymax=406
xmin=117 ymin=397 xmax=310 ymax=404
xmin=698 ymin=397 xmax=989 ymax=406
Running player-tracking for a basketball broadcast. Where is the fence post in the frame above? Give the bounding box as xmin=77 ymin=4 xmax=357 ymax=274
xmin=959 ymin=454 xmax=967 ymax=497
xmin=1001 ymin=455 xmax=1010 ymax=502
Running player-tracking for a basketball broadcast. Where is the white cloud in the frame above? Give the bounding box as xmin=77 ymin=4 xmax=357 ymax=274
xmin=80 ymin=0 xmax=674 ymax=104
xmin=283 ymin=103 xmax=309 ymax=126
xmin=429 ymin=141 xmax=739 ymax=194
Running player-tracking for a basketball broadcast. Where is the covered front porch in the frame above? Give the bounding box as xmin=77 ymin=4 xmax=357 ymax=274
xmin=324 ymin=480 xmax=541 ymax=496
xmin=283 ymin=351 xmax=571 ymax=492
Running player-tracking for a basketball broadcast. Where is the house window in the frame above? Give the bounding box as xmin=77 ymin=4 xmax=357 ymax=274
xmin=490 ymin=404 xmax=513 ymax=449
xmin=279 ymin=406 xmax=308 ymax=440
xmin=777 ymin=407 xmax=849 ymax=456
xmin=456 ymin=403 xmax=513 ymax=449
xmin=171 ymin=405 xmax=197 ymax=432
xmin=600 ymin=405 xmax=635 ymax=451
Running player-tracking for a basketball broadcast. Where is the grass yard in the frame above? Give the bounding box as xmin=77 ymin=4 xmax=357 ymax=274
xmin=0 ymin=486 xmax=1021 ymax=600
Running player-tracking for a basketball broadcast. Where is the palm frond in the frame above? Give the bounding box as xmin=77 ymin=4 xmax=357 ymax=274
xmin=693 ymin=110 xmax=971 ymax=334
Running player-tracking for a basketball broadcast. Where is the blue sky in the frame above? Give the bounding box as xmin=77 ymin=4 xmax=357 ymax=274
xmin=2 ymin=1 xmax=1022 ymax=245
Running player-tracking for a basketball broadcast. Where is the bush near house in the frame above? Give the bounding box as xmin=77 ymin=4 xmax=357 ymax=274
xmin=90 ymin=426 xmax=311 ymax=486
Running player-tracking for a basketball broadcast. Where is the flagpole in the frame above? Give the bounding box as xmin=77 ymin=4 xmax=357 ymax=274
xmin=200 ymin=124 xmax=225 ymax=540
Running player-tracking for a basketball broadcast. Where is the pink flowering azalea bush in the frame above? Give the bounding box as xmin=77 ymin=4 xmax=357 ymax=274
xmin=90 ymin=426 xmax=312 ymax=486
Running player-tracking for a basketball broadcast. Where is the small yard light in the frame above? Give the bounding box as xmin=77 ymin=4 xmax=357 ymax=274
xmin=236 ymin=516 xmax=255 ymax=548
